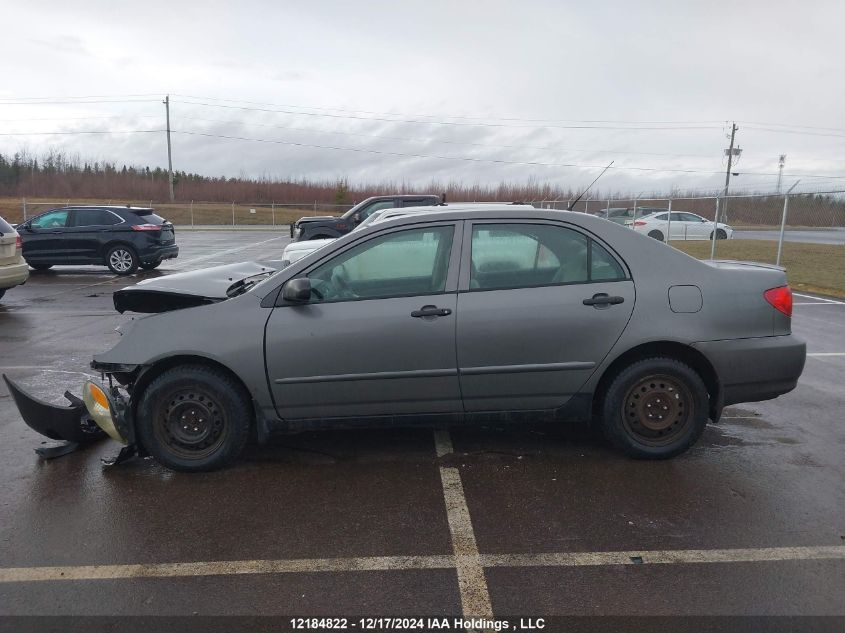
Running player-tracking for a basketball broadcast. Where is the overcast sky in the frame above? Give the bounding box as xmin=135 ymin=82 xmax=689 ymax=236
xmin=1 ymin=0 xmax=844 ymax=195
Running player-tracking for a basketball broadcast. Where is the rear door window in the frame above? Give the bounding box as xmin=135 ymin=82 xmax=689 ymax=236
xmin=72 ymin=209 xmax=122 ymax=226
xmin=30 ymin=210 xmax=69 ymax=229
xmin=469 ymin=224 xmax=588 ymax=290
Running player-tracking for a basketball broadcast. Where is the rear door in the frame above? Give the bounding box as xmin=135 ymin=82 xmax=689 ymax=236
xmin=21 ymin=209 xmax=71 ymax=262
xmin=265 ymin=221 xmax=463 ymax=419
xmin=65 ymin=208 xmax=124 ymax=261
xmin=456 ymin=220 xmax=635 ymax=411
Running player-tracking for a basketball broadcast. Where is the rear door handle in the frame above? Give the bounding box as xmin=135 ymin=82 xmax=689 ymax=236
xmin=411 ymin=305 xmax=452 ymax=318
xmin=583 ymin=293 xmax=625 ymax=307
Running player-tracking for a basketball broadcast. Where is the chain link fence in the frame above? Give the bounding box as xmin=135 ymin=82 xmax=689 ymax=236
xmin=3 ymin=193 xmax=843 ymax=278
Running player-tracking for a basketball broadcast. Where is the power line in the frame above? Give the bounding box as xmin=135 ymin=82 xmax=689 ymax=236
xmin=743 ymin=126 xmax=845 ymax=139
xmin=171 ymin=93 xmax=729 ymax=126
xmin=0 ymin=99 xmax=161 ymax=106
xmin=174 ymin=99 xmax=724 ymax=131
xmin=176 ymin=115 xmax=717 ymax=159
xmin=172 ymin=129 xmax=845 ymax=180
xmin=0 ymin=129 xmax=163 ymax=136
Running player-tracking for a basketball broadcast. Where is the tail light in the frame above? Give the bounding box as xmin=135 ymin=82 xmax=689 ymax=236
xmin=633 ymin=221 xmax=647 ymax=226
xmin=15 ymin=235 xmax=22 ymax=250
xmin=764 ymin=285 xmax=793 ymax=317
xmin=131 ymin=224 xmax=161 ymax=232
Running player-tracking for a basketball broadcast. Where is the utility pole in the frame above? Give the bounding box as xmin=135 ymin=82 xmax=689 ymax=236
xmin=720 ymin=122 xmax=740 ymax=224
xmin=164 ymin=95 xmax=174 ymax=202
xmin=776 ymin=154 xmax=786 ymax=193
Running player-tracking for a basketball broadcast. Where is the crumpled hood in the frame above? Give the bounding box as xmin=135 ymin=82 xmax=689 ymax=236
xmin=113 ymin=261 xmax=278 ymax=313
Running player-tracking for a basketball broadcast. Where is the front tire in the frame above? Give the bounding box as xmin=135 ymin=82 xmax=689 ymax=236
xmin=647 ymin=230 xmax=665 ymax=241
xmin=106 ymin=245 xmax=138 ymax=275
xmin=600 ymin=357 xmax=708 ymax=459
xmin=711 ymin=229 xmax=727 ymax=240
xmin=136 ymin=365 xmax=252 ymax=472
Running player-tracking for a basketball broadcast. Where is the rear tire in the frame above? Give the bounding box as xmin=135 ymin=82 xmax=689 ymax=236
xmin=647 ymin=230 xmax=665 ymax=241
xmin=600 ymin=357 xmax=708 ymax=459
xmin=106 ymin=245 xmax=138 ymax=275
xmin=30 ymin=263 xmax=53 ymax=271
xmin=140 ymin=260 xmax=162 ymax=270
xmin=136 ymin=365 xmax=252 ymax=472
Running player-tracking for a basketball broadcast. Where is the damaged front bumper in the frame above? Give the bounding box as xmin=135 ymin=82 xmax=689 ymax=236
xmin=3 ymin=370 xmax=138 ymax=464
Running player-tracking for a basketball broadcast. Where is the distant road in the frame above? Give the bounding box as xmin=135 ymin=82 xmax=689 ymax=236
xmin=735 ymin=228 xmax=845 ymax=245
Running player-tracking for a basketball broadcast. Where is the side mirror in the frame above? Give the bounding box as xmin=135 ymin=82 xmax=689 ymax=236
xmin=282 ymin=277 xmax=312 ymax=303
xmin=352 ymin=212 xmax=361 ymax=224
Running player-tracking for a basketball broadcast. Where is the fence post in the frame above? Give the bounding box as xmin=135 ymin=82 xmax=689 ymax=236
xmin=632 ymin=197 xmax=639 ymax=226
xmin=710 ymin=198 xmax=720 ymax=259
xmin=584 ymin=197 xmax=590 ymax=215
xmin=271 ymin=202 xmax=276 ymax=227
xmin=313 ymin=200 xmax=317 ymax=216
xmin=605 ymin=199 xmax=610 ymax=219
xmin=776 ymin=180 xmax=801 ymax=266
xmin=190 ymin=200 xmax=194 ymax=227
xmin=232 ymin=202 xmax=235 ymax=226
xmin=666 ymin=198 xmax=672 ymax=243
xmin=22 ymin=197 xmax=27 ymax=221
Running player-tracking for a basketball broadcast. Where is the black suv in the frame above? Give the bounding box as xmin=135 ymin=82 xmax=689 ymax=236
xmin=18 ymin=206 xmax=178 ymax=275
xmin=290 ymin=194 xmax=441 ymax=241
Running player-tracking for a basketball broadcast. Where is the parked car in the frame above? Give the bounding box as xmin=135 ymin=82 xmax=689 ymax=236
xmin=17 ymin=206 xmax=179 ymax=275
xmin=290 ymin=194 xmax=441 ymax=241
xmin=628 ymin=211 xmax=733 ymax=241
xmin=281 ymin=203 xmax=535 ymax=266
xmin=596 ymin=207 xmax=667 ymax=224
xmin=0 ymin=215 xmax=29 ymax=301
xmin=4 ymin=207 xmax=805 ymax=472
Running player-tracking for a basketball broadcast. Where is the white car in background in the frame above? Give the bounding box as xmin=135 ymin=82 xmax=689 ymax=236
xmin=627 ymin=211 xmax=733 ymax=242
xmin=280 ymin=203 xmax=535 ymax=265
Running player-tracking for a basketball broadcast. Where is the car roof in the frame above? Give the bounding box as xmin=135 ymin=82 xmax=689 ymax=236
xmin=372 ymin=203 xmax=535 ymax=225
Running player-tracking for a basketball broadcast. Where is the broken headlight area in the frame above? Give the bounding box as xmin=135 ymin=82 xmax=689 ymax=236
xmin=2 ymin=373 xmax=138 ymax=465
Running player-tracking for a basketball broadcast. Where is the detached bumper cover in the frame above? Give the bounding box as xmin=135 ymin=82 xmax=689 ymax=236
xmin=694 ymin=334 xmax=806 ymax=406
xmin=2 ymin=375 xmax=105 ymax=444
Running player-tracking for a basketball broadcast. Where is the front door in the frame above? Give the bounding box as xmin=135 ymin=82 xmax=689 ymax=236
xmin=21 ymin=209 xmax=71 ymax=262
xmin=265 ymin=222 xmax=463 ymax=420
xmin=456 ymin=221 xmax=635 ymax=411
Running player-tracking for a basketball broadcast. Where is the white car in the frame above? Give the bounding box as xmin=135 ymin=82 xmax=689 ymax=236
xmin=0 ymin=216 xmax=29 ymax=301
xmin=627 ymin=211 xmax=733 ymax=242
xmin=280 ymin=203 xmax=535 ymax=265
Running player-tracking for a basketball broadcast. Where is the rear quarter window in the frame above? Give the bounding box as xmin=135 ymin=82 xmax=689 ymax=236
xmin=0 ymin=216 xmax=14 ymax=233
xmin=129 ymin=210 xmax=166 ymax=225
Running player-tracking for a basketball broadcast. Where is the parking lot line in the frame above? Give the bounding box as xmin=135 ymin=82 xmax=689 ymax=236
xmin=435 ymin=430 xmax=494 ymax=619
xmin=794 ymin=293 xmax=845 ymax=305
xmin=170 ymin=235 xmax=289 ymax=270
xmin=1 ymin=545 xmax=841 ymax=585
xmin=807 ymin=353 xmax=845 ymax=357
xmin=480 ymin=545 xmax=845 ymax=568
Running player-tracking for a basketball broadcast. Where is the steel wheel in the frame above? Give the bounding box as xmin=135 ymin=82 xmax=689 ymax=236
xmin=621 ymin=373 xmax=694 ymax=447
xmin=154 ymin=387 xmax=228 ymax=460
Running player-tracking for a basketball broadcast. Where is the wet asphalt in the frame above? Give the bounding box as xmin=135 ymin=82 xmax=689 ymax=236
xmin=0 ymin=229 xmax=843 ymax=620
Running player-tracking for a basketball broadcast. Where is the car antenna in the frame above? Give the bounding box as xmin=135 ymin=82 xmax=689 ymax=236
xmin=567 ymin=161 xmax=614 ymax=211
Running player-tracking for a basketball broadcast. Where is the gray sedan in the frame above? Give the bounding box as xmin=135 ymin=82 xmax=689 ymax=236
xmin=4 ymin=208 xmax=806 ymax=471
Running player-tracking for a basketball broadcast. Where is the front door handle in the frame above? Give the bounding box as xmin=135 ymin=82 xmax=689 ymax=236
xmin=583 ymin=293 xmax=625 ymax=307
xmin=411 ymin=305 xmax=452 ymax=318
